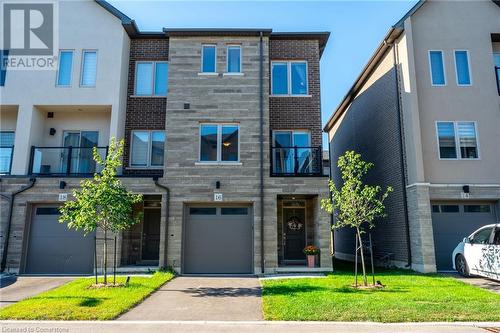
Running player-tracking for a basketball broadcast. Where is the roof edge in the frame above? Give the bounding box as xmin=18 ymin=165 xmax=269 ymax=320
xmin=323 ymin=27 xmax=403 ymax=132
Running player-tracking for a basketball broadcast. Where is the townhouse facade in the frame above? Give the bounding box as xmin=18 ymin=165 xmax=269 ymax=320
xmin=325 ymin=0 xmax=500 ymax=273
xmin=0 ymin=0 xmax=331 ymax=275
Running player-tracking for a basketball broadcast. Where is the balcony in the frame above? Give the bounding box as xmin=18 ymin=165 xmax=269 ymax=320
xmin=0 ymin=146 xmax=14 ymax=175
xmin=271 ymin=146 xmax=324 ymax=177
xmin=29 ymin=146 xmax=108 ymax=176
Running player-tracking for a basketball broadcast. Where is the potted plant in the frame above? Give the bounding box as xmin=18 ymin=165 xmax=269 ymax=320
xmin=303 ymin=245 xmax=319 ymax=268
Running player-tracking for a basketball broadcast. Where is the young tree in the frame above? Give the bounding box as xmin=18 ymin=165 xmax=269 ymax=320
xmin=321 ymin=151 xmax=392 ymax=287
xmin=59 ymin=138 xmax=142 ymax=285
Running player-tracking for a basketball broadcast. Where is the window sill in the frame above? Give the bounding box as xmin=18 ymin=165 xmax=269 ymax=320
xmin=270 ymin=94 xmax=312 ymax=98
xmin=195 ymin=162 xmax=242 ymax=166
xmin=129 ymin=95 xmax=167 ymax=98
xmin=126 ymin=167 xmax=164 ymax=170
xmin=223 ymin=72 xmax=244 ymax=76
xmin=198 ymin=72 xmax=219 ymax=76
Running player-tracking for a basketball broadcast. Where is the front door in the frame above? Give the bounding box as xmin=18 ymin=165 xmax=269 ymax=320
xmin=141 ymin=209 xmax=161 ymax=261
xmin=283 ymin=207 xmax=306 ymax=262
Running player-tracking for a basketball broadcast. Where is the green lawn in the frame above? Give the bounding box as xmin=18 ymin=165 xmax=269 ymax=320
xmin=262 ymin=267 xmax=500 ymax=322
xmin=0 ymin=271 xmax=174 ymax=320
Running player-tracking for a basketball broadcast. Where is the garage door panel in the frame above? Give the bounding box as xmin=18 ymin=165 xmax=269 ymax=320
xmin=25 ymin=205 xmax=95 ymax=274
xmin=184 ymin=206 xmax=253 ymax=274
xmin=432 ymin=203 xmax=496 ymax=271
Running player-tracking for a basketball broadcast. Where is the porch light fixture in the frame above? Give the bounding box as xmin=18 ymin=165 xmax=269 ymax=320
xmin=49 ymin=128 xmax=56 ymax=135
xmin=223 ymin=142 xmax=231 ymax=147
xmin=462 ymin=185 xmax=470 ymax=193
xmin=59 ymin=181 xmax=66 ymax=189
xmin=215 ymin=181 xmax=221 ymax=189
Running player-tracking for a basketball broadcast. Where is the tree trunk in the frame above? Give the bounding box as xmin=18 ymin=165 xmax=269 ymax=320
xmin=103 ymin=227 xmax=107 ymax=285
xmin=356 ymin=227 xmax=367 ymax=286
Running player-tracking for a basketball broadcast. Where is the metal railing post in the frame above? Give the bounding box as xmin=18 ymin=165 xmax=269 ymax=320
xmin=8 ymin=146 xmax=14 ymax=175
xmin=294 ymin=146 xmax=298 ymax=174
xmin=28 ymin=146 xmax=35 ymax=175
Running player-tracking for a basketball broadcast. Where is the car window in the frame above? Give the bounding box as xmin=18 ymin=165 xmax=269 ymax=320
xmin=493 ymin=228 xmax=500 ymax=245
xmin=471 ymin=227 xmax=493 ymax=244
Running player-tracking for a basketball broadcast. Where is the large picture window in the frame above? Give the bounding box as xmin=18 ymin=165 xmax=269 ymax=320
xmin=131 ymin=130 xmax=166 ymax=167
xmin=200 ymin=124 xmax=239 ymax=163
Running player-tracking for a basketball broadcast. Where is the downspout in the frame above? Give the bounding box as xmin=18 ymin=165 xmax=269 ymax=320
xmin=0 ymin=177 xmax=36 ymax=272
xmin=389 ymin=40 xmax=412 ymax=268
xmin=259 ymin=31 xmax=265 ymax=274
xmin=328 ymin=142 xmax=335 ymax=273
xmin=153 ymin=177 xmax=170 ymax=269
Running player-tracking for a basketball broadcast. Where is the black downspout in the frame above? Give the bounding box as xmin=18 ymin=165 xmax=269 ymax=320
xmin=390 ymin=41 xmax=412 ymax=268
xmin=259 ymin=31 xmax=265 ymax=274
xmin=153 ymin=177 xmax=170 ymax=269
xmin=1 ymin=178 xmax=36 ymax=272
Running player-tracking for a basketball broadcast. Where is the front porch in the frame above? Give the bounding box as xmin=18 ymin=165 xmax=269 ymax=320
xmin=277 ymin=195 xmax=331 ymax=270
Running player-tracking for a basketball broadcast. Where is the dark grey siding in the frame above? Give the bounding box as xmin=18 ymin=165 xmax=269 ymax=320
xmin=329 ymin=66 xmax=409 ymax=265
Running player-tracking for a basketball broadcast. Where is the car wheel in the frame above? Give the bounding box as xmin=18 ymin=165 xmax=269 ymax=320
xmin=455 ymin=254 xmax=470 ymax=277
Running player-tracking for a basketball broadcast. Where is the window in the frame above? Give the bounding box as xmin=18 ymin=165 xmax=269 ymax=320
xmin=432 ymin=205 xmax=460 ymax=213
xmin=130 ymin=130 xmax=166 ymax=167
xmin=201 ymin=45 xmax=216 ymax=73
xmin=0 ymin=131 xmax=15 ymax=174
xmin=436 ymin=121 xmax=479 ymax=159
xmin=271 ymin=61 xmax=308 ymax=95
xmin=135 ymin=62 xmax=168 ymax=96
xmin=56 ymin=50 xmax=73 ymax=86
xmin=80 ymin=50 xmax=97 ymax=87
xmin=471 ymin=227 xmax=493 ymax=245
xmin=227 ymin=45 xmax=241 ymax=73
xmin=454 ymin=50 xmax=471 ymax=85
xmin=199 ymin=124 xmax=239 ymax=163
xmin=189 ymin=207 xmax=216 ymax=215
xmin=0 ymin=50 xmax=9 ymax=86
xmin=464 ymin=205 xmax=491 ymax=213
xmin=429 ymin=50 xmax=445 ymax=85
xmin=221 ymin=207 xmax=248 ymax=215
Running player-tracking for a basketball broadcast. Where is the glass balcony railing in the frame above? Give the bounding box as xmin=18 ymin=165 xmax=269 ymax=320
xmin=29 ymin=146 xmax=108 ymax=176
xmin=271 ymin=146 xmax=323 ymax=176
xmin=0 ymin=146 xmax=14 ymax=175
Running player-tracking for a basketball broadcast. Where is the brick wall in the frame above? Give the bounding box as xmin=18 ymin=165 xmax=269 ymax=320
xmin=330 ymin=66 xmax=410 ymax=265
xmin=123 ymin=38 xmax=169 ymax=176
xmin=269 ymin=39 xmax=322 ymax=147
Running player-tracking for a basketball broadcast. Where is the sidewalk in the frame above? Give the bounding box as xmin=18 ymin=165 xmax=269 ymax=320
xmin=1 ymin=321 xmax=498 ymax=333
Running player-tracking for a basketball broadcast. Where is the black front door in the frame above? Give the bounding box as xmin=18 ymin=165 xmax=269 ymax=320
xmin=283 ymin=207 xmax=306 ymax=261
xmin=141 ymin=209 xmax=161 ymax=260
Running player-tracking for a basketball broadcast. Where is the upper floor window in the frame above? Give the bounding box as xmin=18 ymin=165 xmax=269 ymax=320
xmin=56 ymin=50 xmax=73 ymax=87
xmin=0 ymin=50 xmax=9 ymax=86
xmin=429 ymin=50 xmax=445 ymax=86
xmin=201 ymin=45 xmax=216 ymax=73
xmin=227 ymin=45 xmax=241 ymax=73
xmin=494 ymin=53 xmax=500 ymax=95
xmin=135 ymin=61 xmax=168 ymax=96
xmin=130 ymin=130 xmax=166 ymax=168
xmin=454 ymin=50 xmax=471 ymax=86
xmin=80 ymin=50 xmax=97 ymax=87
xmin=199 ymin=123 xmax=239 ymax=163
xmin=0 ymin=131 xmax=15 ymax=174
xmin=436 ymin=121 xmax=479 ymax=159
xmin=271 ymin=61 xmax=308 ymax=95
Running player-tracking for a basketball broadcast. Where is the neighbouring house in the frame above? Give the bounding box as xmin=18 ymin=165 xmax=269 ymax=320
xmin=324 ymin=0 xmax=500 ymax=273
xmin=0 ymin=0 xmax=331 ymax=275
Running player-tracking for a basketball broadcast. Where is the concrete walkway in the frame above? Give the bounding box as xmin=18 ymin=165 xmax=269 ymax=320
xmin=0 ymin=276 xmax=74 ymax=308
xmin=119 ymin=277 xmax=263 ymax=321
xmin=2 ymin=321 xmax=498 ymax=333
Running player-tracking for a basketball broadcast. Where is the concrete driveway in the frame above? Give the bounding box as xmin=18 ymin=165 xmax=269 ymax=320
xmin=445 ymin=273 xmax=500 ymax=294
xmin=0 ymin=276 xmax=73 ymax=308
xmin=119 ymin=276 xmax=263 ymax=321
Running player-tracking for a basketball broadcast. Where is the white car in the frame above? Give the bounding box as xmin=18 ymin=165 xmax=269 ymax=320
xmin=452 ymin=224 xmax=500 ymax=281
